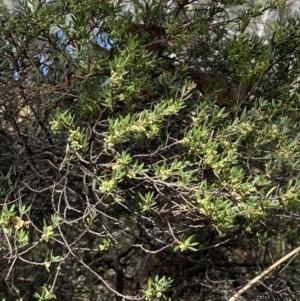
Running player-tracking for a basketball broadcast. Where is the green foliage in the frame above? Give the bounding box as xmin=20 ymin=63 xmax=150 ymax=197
xmin=34 ymin=287 xmax=56 ymax=301
xmin=174 ymin=235 xmax=199 ymax=252
xmin=143 ymin=275 xmax=173 ymax=301
xmin=1 ymin=0 xmax=300 ymax=300
xmin=139 ymin=191 xmax=156 ymax=212
xmin=0 ymin=204 xmax=31 ymax=248
xmin=44 ymin=250 xmax=62 ymax=272
xmin=40 ymin=215 xmax=60 ymax=242
xmin=98 ymin=238 xmax=112 ymax=251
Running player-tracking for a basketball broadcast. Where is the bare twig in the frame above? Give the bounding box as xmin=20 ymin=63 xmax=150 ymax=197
xmin=228 ymin=246 xmax=300 ymax=301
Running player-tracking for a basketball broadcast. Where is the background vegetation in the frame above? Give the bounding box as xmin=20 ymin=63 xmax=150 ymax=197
xmin=0 ymin=0 xmax=300 ymax=300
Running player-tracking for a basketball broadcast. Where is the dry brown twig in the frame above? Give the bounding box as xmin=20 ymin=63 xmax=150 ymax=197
xmin=227 ymin=245 xmax=300 ymax=301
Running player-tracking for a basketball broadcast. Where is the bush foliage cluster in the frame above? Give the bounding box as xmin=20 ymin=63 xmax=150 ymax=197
xmin=0 ymin=0 xmax=300 ymax=300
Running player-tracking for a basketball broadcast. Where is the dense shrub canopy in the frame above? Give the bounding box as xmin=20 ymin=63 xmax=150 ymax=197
xmin=0 ymin=1 xmax=300 ymax=300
